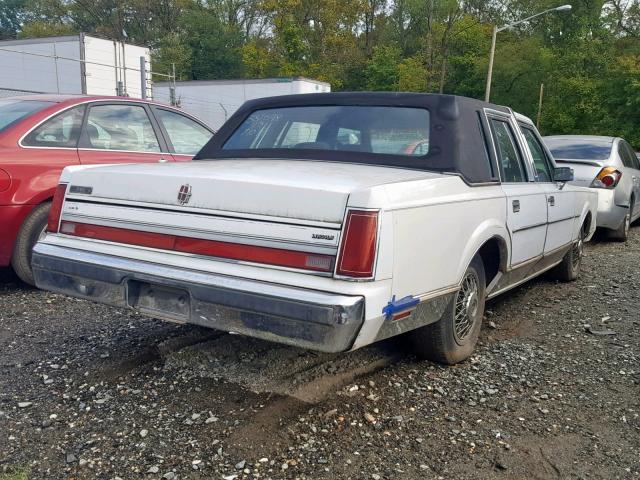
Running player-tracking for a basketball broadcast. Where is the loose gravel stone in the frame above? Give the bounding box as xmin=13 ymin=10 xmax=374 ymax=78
xmin=0 ymin=233 xmax=639 ymax=479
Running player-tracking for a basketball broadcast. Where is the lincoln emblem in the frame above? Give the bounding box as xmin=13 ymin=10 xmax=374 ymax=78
xmin=177 ymin=184 xmax=192 ymax=205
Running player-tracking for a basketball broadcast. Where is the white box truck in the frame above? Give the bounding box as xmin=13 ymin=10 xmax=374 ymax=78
xmin=153 ymin=77 xmax=331 ymax=130
xmin=0 ymin=34 xmax=151 ymax=98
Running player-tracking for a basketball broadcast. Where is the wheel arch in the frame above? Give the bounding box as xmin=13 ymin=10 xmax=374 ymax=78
xmin=578 ymin=194 xmax=597 ymax=241
xmin=455 ymin=220 xmax=510 ymax=289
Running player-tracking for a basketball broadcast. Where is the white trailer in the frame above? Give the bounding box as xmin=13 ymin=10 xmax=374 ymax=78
xmin=0 ymin=34 xmax=151 ymax=98
xmin=153 ymin=77 xmax=331 ymax=130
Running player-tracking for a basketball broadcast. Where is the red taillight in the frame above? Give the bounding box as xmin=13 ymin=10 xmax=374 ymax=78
xmin=47 ymin=183 xmax=68 ymax=233
xmin=336 ymin=210 xmax=378 ymax=279
xmin=591 ymin=167 xmax=621 ymax=189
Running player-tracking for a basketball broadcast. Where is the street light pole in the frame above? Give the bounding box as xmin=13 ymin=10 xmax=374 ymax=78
xmin=484 ymin=4 xmax=572 ymax=103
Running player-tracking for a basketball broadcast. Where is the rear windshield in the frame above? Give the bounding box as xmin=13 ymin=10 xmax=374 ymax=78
xmin=222 ymin=106 xmax=430 ymax=157
xmin=0 ymin=100 xmax=54 ymax=133
xmin=545 ymin=139 xmax=612 ymax=161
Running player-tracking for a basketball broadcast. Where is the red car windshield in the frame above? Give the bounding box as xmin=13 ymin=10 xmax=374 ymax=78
xmin=0 ymin=99 xmax=54 ymax=133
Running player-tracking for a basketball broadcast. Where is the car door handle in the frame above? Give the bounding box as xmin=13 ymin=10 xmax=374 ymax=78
xmin=548 ymin=195 xmax=555 ymax=206
xmin=512 ymin=200 xmax=520 ymax=212
xmin=158 ymin=158 xmax=169 ymax=163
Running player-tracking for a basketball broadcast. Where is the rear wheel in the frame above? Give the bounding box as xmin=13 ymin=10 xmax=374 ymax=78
xmin=409 ymin=256 xmax=486 ymax=365
xmin=551 ymin=222 xmax=586 ymax=282
xmin=11 ymin=202 xmax=50 ymax=286
xmin=609 ymin=198 xmax=633 ymax=242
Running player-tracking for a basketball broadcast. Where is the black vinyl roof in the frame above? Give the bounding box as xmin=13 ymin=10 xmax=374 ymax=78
xmin=195 ymin=92 xmax=511 ymax=184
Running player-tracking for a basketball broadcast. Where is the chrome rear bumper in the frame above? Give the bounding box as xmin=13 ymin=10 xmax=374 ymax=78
xmin=32 ymin=243 xmax=364 ymax=353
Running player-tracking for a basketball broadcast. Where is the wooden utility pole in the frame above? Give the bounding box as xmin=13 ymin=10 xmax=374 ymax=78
xmin=536 ymin=83 xmax=544 ymax=129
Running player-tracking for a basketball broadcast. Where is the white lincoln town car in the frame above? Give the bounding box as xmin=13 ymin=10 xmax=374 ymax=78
xmin=33 ymin=93 xmax=597 ymax=364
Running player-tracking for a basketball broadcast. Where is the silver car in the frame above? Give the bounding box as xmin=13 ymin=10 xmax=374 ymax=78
xmin=544 ymin=135 xmax=640 ymax=241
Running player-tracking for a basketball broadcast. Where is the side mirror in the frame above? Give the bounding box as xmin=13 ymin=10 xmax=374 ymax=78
xmin=553 ymin=167 xmax=574 ymax=183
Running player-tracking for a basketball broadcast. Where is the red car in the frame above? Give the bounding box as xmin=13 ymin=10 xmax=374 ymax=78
xmin=0 ymin=95 xmax=214 ymax=285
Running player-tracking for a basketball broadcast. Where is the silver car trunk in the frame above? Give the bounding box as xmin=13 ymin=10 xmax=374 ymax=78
xmin=556 ymin=159 xmax=606 ymax=188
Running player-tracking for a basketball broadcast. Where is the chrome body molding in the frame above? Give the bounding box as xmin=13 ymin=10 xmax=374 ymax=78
xmin=486 ymin=241 xmax=571 ymax=299
xmin=61 ymin=200 xmax=340 ymax=254
xmin=374 ymin=292 xmax=454 ymax=342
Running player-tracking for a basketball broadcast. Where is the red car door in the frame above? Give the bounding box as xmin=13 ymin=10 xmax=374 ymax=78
xmin=77 ymin=102 xmax=172 ymax=165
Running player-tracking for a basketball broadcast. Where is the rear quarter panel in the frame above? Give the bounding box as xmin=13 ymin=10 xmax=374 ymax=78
xmin=351 ymin=177 xmax=508 ymax=299
xmin=0 ymin=101 xmax=81 ymax=264
xmin=579 ymin=188 xmax=598 ymax=240
xmin=564 ymin=184 xmax=597 ymax=241
xmin=0 ymin=101 xmax=83 ymax=206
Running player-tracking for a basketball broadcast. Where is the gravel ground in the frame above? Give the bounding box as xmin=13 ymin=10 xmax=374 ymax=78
xmin=0 ymin=230 xmax=638 ymax=480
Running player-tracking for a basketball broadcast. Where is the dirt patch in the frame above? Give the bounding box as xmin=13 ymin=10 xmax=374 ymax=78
xmin=163 ymin=334 xmax=404 ymax=402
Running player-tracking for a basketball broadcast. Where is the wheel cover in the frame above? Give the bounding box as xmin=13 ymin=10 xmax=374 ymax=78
xmin=624 ymin=214 xmax=630 ymax=237
xmin=571 ymin=235 xmax=583 ymax=270
xmin=453 ymin=272 xmax=480 ymax=343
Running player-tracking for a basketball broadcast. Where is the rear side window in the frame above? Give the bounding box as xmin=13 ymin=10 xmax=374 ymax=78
xmin=490 ymin=119 xmax=527 ymax=182
xmin=0 ymin=99 xmax=54 ymax=133
xmin=155 ymin=109 xmax=212 ymax=155
xmin=23 ymin=106 xmax=85 ymax=148
xmin=81 ymin=104 xmax=160 ymax=152
xmin=619 ymin=141 xmax=639 ymax=169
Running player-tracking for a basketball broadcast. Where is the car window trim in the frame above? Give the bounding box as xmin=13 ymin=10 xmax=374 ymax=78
xmin=151 ymin=106 xmax=214 ymax=155
xmin=484 ymin=111 xmax=530 ymax=184
xmin=21 ymin=104 xmax=87 ymax=149
xmin=619 ymin=140 xmax=639 ymax=170
xmin=519 ymin=124 xmax=555 ymax=183
xmin=78 ymin=101 xmax=168 ymax=154
xmin=18 ymin=102 xmax=88 ymax=151
xmin=617 ymin=141 xmax=630 ymax=168
xmin=18 ymin=99 xmax=169 ymax=153
xmin=625 ymin=141 xmax=640 ymax=170
xmin=476 ymin=112 xmax=498 ymax=180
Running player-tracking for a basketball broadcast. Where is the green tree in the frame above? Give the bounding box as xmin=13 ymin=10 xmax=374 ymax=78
xmin=365 ymin=45 xmax=401 ymax=91
xmin=17 ymin=21 xmax=75 ymax=38
xmin=181 ymin=5 xmax=245 ymax=79
xmin=0 ymin=0 xmax=27 ymax=39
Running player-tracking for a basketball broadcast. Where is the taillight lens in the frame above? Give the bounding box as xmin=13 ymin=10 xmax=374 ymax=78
xmin=47 ymin=183 xmax=68 ymax=233
xmin=591 ymin=167 xmax=622 ymax=189
xmin=336 ymin=210 xmax=378 ymax=279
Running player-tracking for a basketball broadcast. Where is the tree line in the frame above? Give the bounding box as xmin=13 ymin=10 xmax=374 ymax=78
xmin=1 ymin=0 xmax=639 ymax=147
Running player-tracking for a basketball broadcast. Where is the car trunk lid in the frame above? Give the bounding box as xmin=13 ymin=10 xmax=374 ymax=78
xmin=556 ymin=158 xmax=607 ymax=188
xmin=57 ymin=159 xmax=444 ymax=275
xmin=63 ymin=159 xmax=439 ymax=223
